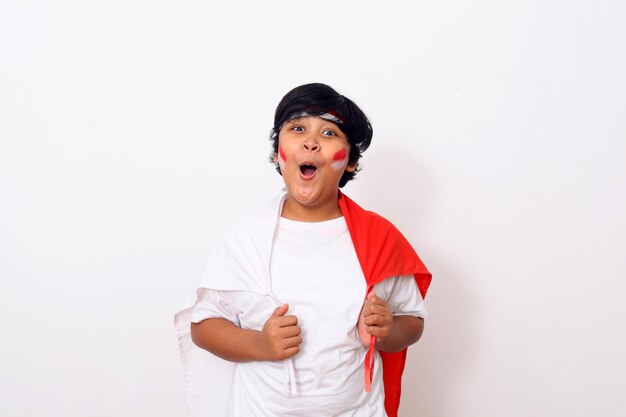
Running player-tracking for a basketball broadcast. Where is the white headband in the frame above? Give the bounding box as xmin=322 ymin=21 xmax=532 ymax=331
xmin=285 ymin=111 xmax=343 ymax=125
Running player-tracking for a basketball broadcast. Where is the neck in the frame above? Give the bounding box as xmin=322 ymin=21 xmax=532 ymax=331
xmin=281 ymin=196 xmax=343 ymax=222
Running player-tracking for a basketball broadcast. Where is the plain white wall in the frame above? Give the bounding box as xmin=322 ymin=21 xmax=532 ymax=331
xmin=1 ymin=1 xmax=625 ymax=416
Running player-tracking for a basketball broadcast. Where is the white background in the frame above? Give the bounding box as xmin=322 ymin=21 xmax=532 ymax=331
xmin=1 ymin=1 xmax=625 ymax=416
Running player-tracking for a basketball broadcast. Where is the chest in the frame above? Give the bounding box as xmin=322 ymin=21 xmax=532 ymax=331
xmin=270 ymin=230 xmax=367 ymax=333
xmin=229 ymin=220 xmax=368 ymax=337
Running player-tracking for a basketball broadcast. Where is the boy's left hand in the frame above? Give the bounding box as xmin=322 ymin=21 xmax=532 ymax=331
xmin=358 ymin=291 xmax=393 ymax=347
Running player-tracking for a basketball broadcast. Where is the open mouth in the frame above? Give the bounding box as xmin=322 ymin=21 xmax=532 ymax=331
xmin=299 ymin=163 xmax=318 ymax=179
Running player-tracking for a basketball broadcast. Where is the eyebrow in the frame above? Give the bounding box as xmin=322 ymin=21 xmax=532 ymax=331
xmin=281 ymin=116 xmax=343 ymax=132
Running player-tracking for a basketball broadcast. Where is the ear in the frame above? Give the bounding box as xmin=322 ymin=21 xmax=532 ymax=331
xmin=273 ymin=154 xmax=278 ymax=164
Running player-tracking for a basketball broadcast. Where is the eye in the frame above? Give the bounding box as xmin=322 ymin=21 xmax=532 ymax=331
xmin=322 ymin=129 xmax=337 ymax=137
xmin=291 ymin=125 xmax=305 ymax=132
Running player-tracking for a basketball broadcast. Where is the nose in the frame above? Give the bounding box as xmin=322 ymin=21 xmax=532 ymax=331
xmin=301 ymin=133 xmax=320 ymax=152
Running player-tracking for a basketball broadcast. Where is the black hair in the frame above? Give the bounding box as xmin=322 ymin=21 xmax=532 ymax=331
xmin=269 ymin=83 xmax=373 ymax=188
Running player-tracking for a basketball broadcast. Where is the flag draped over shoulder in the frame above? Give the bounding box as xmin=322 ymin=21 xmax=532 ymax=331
xmin=339 ymin=192 xmax=431 ymax=417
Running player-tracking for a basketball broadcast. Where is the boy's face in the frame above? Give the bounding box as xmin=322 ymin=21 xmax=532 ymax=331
xmin=275 ymin=116 xmax=355 ymax=219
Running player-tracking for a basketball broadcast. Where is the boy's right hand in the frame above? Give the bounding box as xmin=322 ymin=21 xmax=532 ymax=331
xmin=258 ymin=304 xmax=302 ymax=361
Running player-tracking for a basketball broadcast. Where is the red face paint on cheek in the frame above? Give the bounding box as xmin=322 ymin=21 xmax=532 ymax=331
xmin=332 ymin=148 xmax=347 ymax=161
xmin=277 ymin=145 xmax=287 ymax=171
xmin=330 ymin=148 xmax=348 ymax=171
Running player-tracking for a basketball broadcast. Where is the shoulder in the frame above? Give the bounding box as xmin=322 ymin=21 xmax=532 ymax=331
xmin=220 ymin=189 xmax=286 ymax=241
xmin=199 ymin=189 xmax=285 ymax=293
xmin=339 ymin=192 xmax=406 ymax=239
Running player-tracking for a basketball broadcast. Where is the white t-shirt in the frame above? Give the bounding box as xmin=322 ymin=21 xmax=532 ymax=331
xmin=192 ymin=215 xmax=427 ymax=417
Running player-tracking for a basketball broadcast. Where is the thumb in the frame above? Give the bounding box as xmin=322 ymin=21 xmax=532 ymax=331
xmin=273 ymin=303 xmax=289 ymax=316
xmin=367 ymin=291 xmax=377 ymax=301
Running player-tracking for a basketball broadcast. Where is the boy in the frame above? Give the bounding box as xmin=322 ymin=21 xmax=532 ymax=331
xmin=175 ymin=83 xmax=431 ymax=417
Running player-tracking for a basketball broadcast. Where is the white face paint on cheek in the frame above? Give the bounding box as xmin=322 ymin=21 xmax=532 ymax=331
xmin=330 ymin=148 xmax=348 ymax=171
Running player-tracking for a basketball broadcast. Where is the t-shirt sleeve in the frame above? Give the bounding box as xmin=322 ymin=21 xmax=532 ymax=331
xmin=374 ymin=274 xmax=429 ymax=319
xmin=191 ymin=288 xmax=241 ymax=326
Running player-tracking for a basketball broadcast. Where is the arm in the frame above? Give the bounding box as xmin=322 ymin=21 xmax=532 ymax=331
xmin=375 ymin=314 xmax=424 ymax=352
xmin=358 ymin=292 xmax=425 ymax=352
xmin=191 ymin=303 xmax=302 ymax=362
